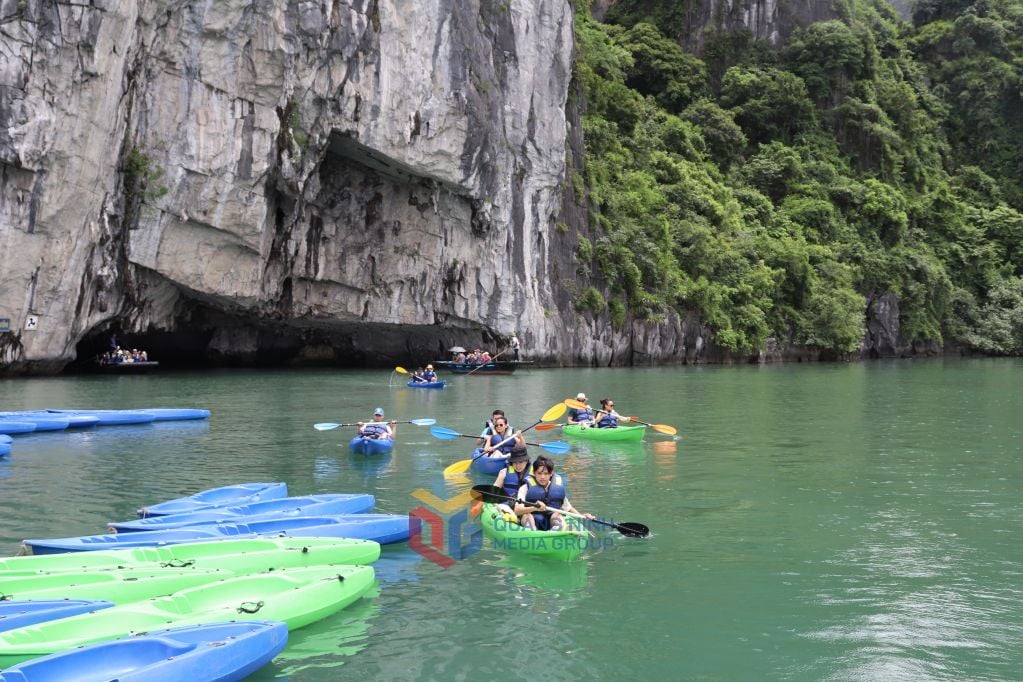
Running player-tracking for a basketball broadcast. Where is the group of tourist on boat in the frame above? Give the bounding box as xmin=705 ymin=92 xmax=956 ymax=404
xmin=97 ymin=348 xmax=149 ymax=365
xmin=476 ymin=408 xmax=594 ymax=531
xmin=451 ymin=348 xmax=493 ymax=365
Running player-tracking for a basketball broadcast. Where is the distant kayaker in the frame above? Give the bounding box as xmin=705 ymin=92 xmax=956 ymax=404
xmin=567 ymin=393 xmax=595 ymax=426
xmin=493 ymin=444 xmax=533 ymax=521
xmin=594 ymin=398 xmax=628 ymax=428
xmin=410 ymin=367 xmax=428 ymax=383
xmin=357 ymin=407 xmax=396 ymax=439
xmin=481 ymin=417 xmax=523 ymax=455
xmin=515 ymin=456 xmax=593 ymax=530
xmin=422 ymin=364 xmax=437 ymax=382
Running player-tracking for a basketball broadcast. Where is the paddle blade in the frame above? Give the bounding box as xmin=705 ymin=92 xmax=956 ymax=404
xmin=652 ymin=423 xmax=677 ymax=436
xmin=470 ymin=485 xmax=510 ymax=504
xmin=410 ymin=418 xmax=437 ymax=426
xmin=444 ymin=459 xmax=472 ymax=476
xmin=313 ymin=423 xmax=341 ymax=431
xmin=563 ymin=398 xmax=585 ymax=410
xmin=534 ymin=423 xmax=561 ymax=431
xmin=538 ymin=441 xmax=570 ymax=454
xmin=430 ymin=426 xmax=461 ymax=440
xmin=395 ymin=366 xmax=408 ymax=374
xmin=616 ymin=522 xmax=650 ymax=538
xmin=541 ymin=402 xmax=568 ymax=422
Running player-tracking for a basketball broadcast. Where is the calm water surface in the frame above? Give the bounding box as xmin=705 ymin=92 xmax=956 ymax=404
xmin=1 ymin=359 xmax=1021 ymax=680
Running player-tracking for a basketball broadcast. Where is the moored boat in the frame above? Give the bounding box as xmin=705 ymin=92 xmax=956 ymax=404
xmin=431 ymin=360 xmax=533 ymax=375
xmin=108 ymin=493 xmax=375 ymax=533
xmin=0 ymin=620 xmax=287 ymax=682
xmin=137 ymin=482 xmax=288 ymax=517
xmin=562 ymin=424 xmax=646 ymax=442
xmin=348 ymin=436 xmax=394 ymax=456
xmin=0 ymin=564 xmax=375 ymax=667
xmin=479 ymin=503 xmax=587 ymax=561
xmin=0 ymin=537 xmax=381 ymax=577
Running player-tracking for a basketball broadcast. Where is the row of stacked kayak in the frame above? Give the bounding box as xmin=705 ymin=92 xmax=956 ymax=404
xmin=0 ymin=408 xmax=210 ymax=458
xmin=0 ymin=482 xmax=409 ymax=679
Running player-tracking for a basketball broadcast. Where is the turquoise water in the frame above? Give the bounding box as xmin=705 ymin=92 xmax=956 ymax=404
xmin=1 ymin=359 xmax=1021 ymax=679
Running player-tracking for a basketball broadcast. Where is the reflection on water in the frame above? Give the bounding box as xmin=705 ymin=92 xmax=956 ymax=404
xmin=484 ymin=553 xmax=589 ymax=594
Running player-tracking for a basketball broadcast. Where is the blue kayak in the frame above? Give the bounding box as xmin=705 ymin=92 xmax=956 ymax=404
xmin=0 ymin=620 xmax=287 ymax=682
xmin=0 ymin=423 xmax=35 ymax=435
xmin=348 ymin=436 xmax=394 ymax=456
xmin=0 ymin=416 xmax=68 ymax=432
xmin=23 ymin=514 xmax=412 ymax=554
xmin=137 ymin=482 xmax=288 ymax=517
xmin=6 ymin=412 xmax=100 ymax=428
xmin=109 ymin=494 xmax=376 ymax=532
xmin=470 ymin=447 xmax=509 ymax=475
xmin=0 ymin=435 xmax=10 ymax=444
xmin=137 ymin=408 xmax=210 ymax=421
xmin=407 ymin=380 xmax=446 ymax=389
xmin=44 ymin=410 xmax=157 ymax=426
xmin=0 ymin=443 xmax=9 ymax=458
xmin=0 ymin=600 xmax=114 ymax=633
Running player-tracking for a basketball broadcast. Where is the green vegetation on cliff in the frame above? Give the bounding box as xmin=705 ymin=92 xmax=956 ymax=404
xmin=572 ymin=0 xmax=1023 ymax=355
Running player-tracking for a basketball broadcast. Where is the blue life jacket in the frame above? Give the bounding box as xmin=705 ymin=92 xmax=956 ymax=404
xmin=571 ymin=407 xmax=594 ymax=422
xmin=487 ymin=432 xmax=517 ymax=454
xmin=502 ymin=464 xmax=533 ymax=498
xmin=362 ymin=422 xmax=390 ymax=439
xmin=523 ymin=474 xmax=566 ymax=511
xmin=423 ymin=371 xmax=437 ymax=381
xmin=597 ymin=412 xmax=618 ymax=428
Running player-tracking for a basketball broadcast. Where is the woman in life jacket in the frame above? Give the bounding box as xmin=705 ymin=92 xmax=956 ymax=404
xmin=481 ymin=417 xmax=523 ymax=455
xmin=356 ymin=408 xmax=396 ymax=439
xmin=491 ymin=444 xmax=533 ymax=522
xmin=515 ymin=456 xmax=594 ymax=531
xmin=594 ymin=397 xmax=628 ymax=428
xmin=566 ymin=392 xmax=595 ymax=426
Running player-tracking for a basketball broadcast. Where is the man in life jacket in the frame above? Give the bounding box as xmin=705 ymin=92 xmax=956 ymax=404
xmin=515 ymin=456 xmax=593 ymax=531
xmin=566 ymin=392 xmax=595 ymax=426
xmin=356 ymin=407 xmax=396 ymax=440
xmin=422 ymin=364 xmax=438 ymax=382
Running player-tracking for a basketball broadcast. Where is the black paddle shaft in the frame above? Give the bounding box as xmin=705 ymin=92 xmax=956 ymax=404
xmin=470 ymin=485 xmax=649 ymax=538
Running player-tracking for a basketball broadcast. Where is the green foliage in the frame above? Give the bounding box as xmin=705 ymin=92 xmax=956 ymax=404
xmin=569 ymin=1 xmax=1023 ymax=356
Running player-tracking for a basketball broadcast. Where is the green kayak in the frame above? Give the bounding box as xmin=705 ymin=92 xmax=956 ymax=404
xmin=0 ymin=568 xmax=233 ymax=603
xmin=479 ymin=503 xmax=587 ymax=561
xmin=0 ymin=564 xmax=375 ymax=666
xmin=563 ymin=424 xmax=646 ymax=442
xmin=0 ymin=537 xmax=380 ymax=577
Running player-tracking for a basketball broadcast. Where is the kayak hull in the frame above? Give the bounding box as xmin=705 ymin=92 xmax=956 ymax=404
xmin=348 ymin=437 xmax=394 ymax=456
xmin=406 ymin=381 xmax=446 ymax=389
xmin=0 ymin=537 xmax=381 ymax=577
xmin=469 ymin=448 xmax=508 ymax=475
xmin=563 ymin=424 xmax=646 ymax=442
xmin=0 ymin=600 xmax=114 ymax=633
xmin=0 ymin=621 xmax=287 ymax=682
xmin=137 ymin=482 xmax=288 ymax=517
xmin=0 ymin=565 xmax=374 ymax=667
xmin=23 ymin=514 xmax=411 ymax=554
xmin=479 ymin=503 xmax=587 ymax=561
xmin=109 ymin=494 xmax=375 ymax=533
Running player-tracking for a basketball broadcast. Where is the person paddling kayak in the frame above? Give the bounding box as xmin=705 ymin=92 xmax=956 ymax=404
xmin=491 ymin=445 xmax=533 ymax=522
xmin=515 ymin=456 xmax=593 ymax=531
xmin=357 ymin=408 xmax=397 ymax=439
xmin=594 ymin=397 xmax=629 ymax=428
xmin=566 ymin=393 xmax=595 ymax=426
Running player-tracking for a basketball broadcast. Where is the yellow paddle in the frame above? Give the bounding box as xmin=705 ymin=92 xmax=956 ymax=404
xmin=395 ymin=366 xmax=408 ymax=374
xmin=563 ymin=399 xmax=677 ymax=435
xmin=442 ymin=402 xmax=567 ymax=476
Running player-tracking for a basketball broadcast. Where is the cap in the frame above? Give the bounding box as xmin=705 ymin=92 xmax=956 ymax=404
xmin=576 ymin=392 xmax=587 ymax=401
xmin=508 ymin=445 xmax=529 ymax=463
xmin=373 ymin=407 xmax=385 ymax=416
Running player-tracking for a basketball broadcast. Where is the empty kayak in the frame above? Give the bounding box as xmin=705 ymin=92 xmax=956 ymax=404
xmin=0 ymin=600 xmax=114 ymax=633
xmin=479 ymin=503 xmax=587 ymax=561
xmin=137 ymin=482 xmax=288 ymax=517
xmin=0 ymin=537 xmax=380 ymax=577
xmin=469 ymin=448 xmax=508 ymax=475
xmin=7 ymin=412 xmax=100 ymax=428
xmin=348 ymin=437 xmax=394 ymax=456
xmin=43 ymin=410 xmax=156 ymax=426
xmin=109 ymin=493 xmax=375 ymax=533
xmin=0 ymin=620 xmax=286 ymax=682
xmin=0 ymin=423 xmax=34 ymax=435
xmin=0 ymin=435 xmax=11 ymax=444
xmin=0 ymin=564 xmax=374 ymax=667
xmin=0 ymin=568 xmax=231 ymax=603
xmin=562 ymin=424 xmax=646 ymax=442
xmin=23 ymin=514 xmax=412 ymax=554
xmin=407 ymin=381 xmax=446 ymax=389
xmin=137 ymin=408 xmax=210 ymax=421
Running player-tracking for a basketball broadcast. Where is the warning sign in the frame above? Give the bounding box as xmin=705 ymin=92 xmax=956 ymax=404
xmin=24 ymin=315 xmax=38 ymax=331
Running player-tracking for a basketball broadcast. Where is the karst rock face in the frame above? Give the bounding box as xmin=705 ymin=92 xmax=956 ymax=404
xmin=0 ymin=0 xmax=913 ymax=375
